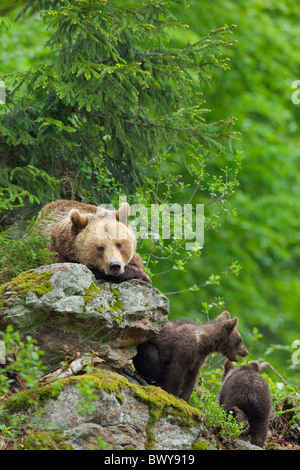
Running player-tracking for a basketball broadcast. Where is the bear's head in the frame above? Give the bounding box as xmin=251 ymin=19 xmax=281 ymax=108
xmin=222 ymin=359 xmax=260 ymax=381
xmin=215 ymin=311 xmax=249 ymax=362
xmin=69 ymin=202 xmax=137 ymax=276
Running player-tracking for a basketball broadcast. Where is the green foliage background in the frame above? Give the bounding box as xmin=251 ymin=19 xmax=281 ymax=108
xmin=168 ymin=0 xmax=300 ymax=387
xmin=0 ymin=0 xmax=300 ymax=389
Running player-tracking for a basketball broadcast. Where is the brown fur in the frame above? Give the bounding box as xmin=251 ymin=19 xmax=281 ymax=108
xmin=133 ymin=311 xmax=248 ymax=402
xmin=219 ymin=360 xmax=272 ymax=448
xmin=39 ymin=199 xmax=151 ymax=283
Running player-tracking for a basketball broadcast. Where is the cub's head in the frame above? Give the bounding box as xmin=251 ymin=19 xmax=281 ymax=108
xmin=69 ymin=202 xmax=136 ymax=276
xmin=222 ymin=359 xmax=260 ymax=381
xmin=215 ymin=311 xmax=249 ymax=362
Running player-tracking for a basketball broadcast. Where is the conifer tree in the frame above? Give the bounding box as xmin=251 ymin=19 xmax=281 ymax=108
xmin=0 ymin=0 xmax=237 ymax=204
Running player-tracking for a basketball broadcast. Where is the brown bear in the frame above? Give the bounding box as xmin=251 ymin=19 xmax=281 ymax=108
xmin=219 ymin=360 xmax=272 ymax=448
xmin=39 ymin=199 xmax=151 ymax=283
xmin=133 ymin=311 xmax=248 ymax=402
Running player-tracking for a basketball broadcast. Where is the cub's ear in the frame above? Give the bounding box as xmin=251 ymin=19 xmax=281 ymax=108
xmin=70 ymin=209 xmax=89 ymax=231
xmin=249 ymin=361 xmax=260 ymax=372
xmin=216 ymin=311 xmax=231 ymax=322
xmin=224 ymin=317 xmax=238 ymax=332
xmin=116 ymin=202 xmax=130 ymax=225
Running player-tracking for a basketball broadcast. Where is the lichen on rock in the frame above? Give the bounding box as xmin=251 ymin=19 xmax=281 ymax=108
xmin=0 ymin=269 xmax=54 ymax=299
xmin=0 ymin=262 xmax=219 ymax=451
xmin=6 ymin=369 xmax=217 ymax=450
xmin=0 ymin=263 xmax=169 ymax=368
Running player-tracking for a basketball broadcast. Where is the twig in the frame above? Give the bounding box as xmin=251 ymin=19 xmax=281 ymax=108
xmin=256 ymin=358 xmax=290 ymax=387
xmin=43 ymin=322 xmax=109 ymax=365
xmin=40 ymin=354 xmax=104 ymax=385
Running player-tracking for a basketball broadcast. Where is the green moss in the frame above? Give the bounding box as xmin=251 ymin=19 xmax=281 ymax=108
xmin=5 ymin=370 xmax=126 ymax=412
xmin=109 ymin=287 xmax=125 ymax=321
xmin=5 ymin=369 xmax=204 ymax=450
xmin=133 ymin=384 xmax=202 ymax=449
xmin=68 ymin=370 xmax=128 ymax=404
xmin=192 ymin=440 xmax=210 ymax=450
xmin=83 ymin=283 xmax=124 ymax=318
xmin=0 ymin=281 xmax=10 ymax=296
xmin=266 ymin=441 xmax=277 ymax=450
xmin=111 ymin=288 xmax=120 ymax=300
xmin=6 ymin=389 xmax=35 ymax=413
xmin=110 ymin=287 xmax=124 ymax=311
xmin=83 ymin=283 xmax=105 ymax=314
xmin=75 ymin=371 xmax=203 ymax=450
xmin=0 ymin=270 xmax=53 ymax=299
xmin=33 ymin=280 xmax=53 ymax=296
xmin=83 ymin=282 xmax=101 ymax=303
xmin=19 ymin=430 xmax=73 ymax=450
xmin=109 ymin=300 xmax=125 ymax=312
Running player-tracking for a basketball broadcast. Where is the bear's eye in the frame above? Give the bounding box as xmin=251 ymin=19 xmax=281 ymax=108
xmin=97 ymin=246 xmax=105 ymax=253
xmin=116 ymin=243 xmax=122 ymax=250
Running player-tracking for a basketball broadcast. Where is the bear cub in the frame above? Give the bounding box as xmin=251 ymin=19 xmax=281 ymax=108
xmin=133 ymin=311 xmax=248 ymax=402
xmin=219 ymin=360 xmax=272 ymax=448
xmin=39 ymin=199 xmax=150 ymax=284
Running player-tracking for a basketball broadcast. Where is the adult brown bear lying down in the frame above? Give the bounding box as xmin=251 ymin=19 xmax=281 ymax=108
xmin=39 ymin=199 xmax=151 ymax=284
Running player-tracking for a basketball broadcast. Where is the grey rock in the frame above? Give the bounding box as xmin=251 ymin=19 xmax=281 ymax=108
xmin=0 ymin=263 xmax=169 ymax=368
xmin=234 ymin=439 xmax=263 ymax=450
xmin=152 ymin=416 xmax=201 ymax=450
xmin=0 ymin=263 xmax=243 ymax=451
xmin=35 ymin=370 xmax=216 ymax=451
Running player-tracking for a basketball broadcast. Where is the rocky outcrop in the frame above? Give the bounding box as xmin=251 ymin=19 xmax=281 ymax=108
xmin=0 ymin=263 xmax=264 ymax=451
xmin=0 ymin=263 xmax=169 ymax=368
xmin=6 ymin=369 xmax=220 ymax=450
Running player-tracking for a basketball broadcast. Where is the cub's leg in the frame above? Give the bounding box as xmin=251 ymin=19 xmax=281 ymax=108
xmin=159 ymin=365 xmax=185 ymax=399
xmin=249 ymin=418 xmax=269 ymax=448
xmin=133 ymin=342 xmax=160 ymax=385
xmin=180 ymin=367 xmax=200 ymax=402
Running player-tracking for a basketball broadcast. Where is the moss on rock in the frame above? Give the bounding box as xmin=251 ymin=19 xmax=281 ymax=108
xmin=0 ymin=269 xmax=53 ymax=299
xmin=192 ymin=440 xmax=210 ymax=450
xmin=5 ymin=369 xmax=205 ymax=450
xmin=18 ymin=430 xmax=73 ymax=450
xmin=133 ymin=384 xmax=202 ymax=450
xmin=83 ymin=282 xmax=103 ymax=303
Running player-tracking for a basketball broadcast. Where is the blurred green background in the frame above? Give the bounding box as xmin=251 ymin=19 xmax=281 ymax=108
xmin=1 ymin=0 xmax=300 ymax=388
xmin=168 ymin=0 xmax=300 ymax=387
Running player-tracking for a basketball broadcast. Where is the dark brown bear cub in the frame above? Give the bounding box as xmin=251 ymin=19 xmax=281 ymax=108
xmin=219 ymin=360 xmax=272 ymax=448
xmin=133 ymin=311 xmax=248 ymax=402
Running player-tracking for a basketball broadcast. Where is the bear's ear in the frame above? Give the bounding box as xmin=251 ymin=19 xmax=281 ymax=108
xmin=224 ymin=317 xmax=238 ymax=332
xmin=249 ymin=361 xmax=260 ymax=372
xmin=70 ymin=209 xmax=89 ymax=231
xmin=216 ymin=311 xmax=231 ymax=322
xmin=116 ymin=202 xmax=130 ymax=225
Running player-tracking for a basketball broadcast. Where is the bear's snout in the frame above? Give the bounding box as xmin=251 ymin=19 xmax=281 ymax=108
xmin=109 ymin=262 xmax=122 ymax=274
